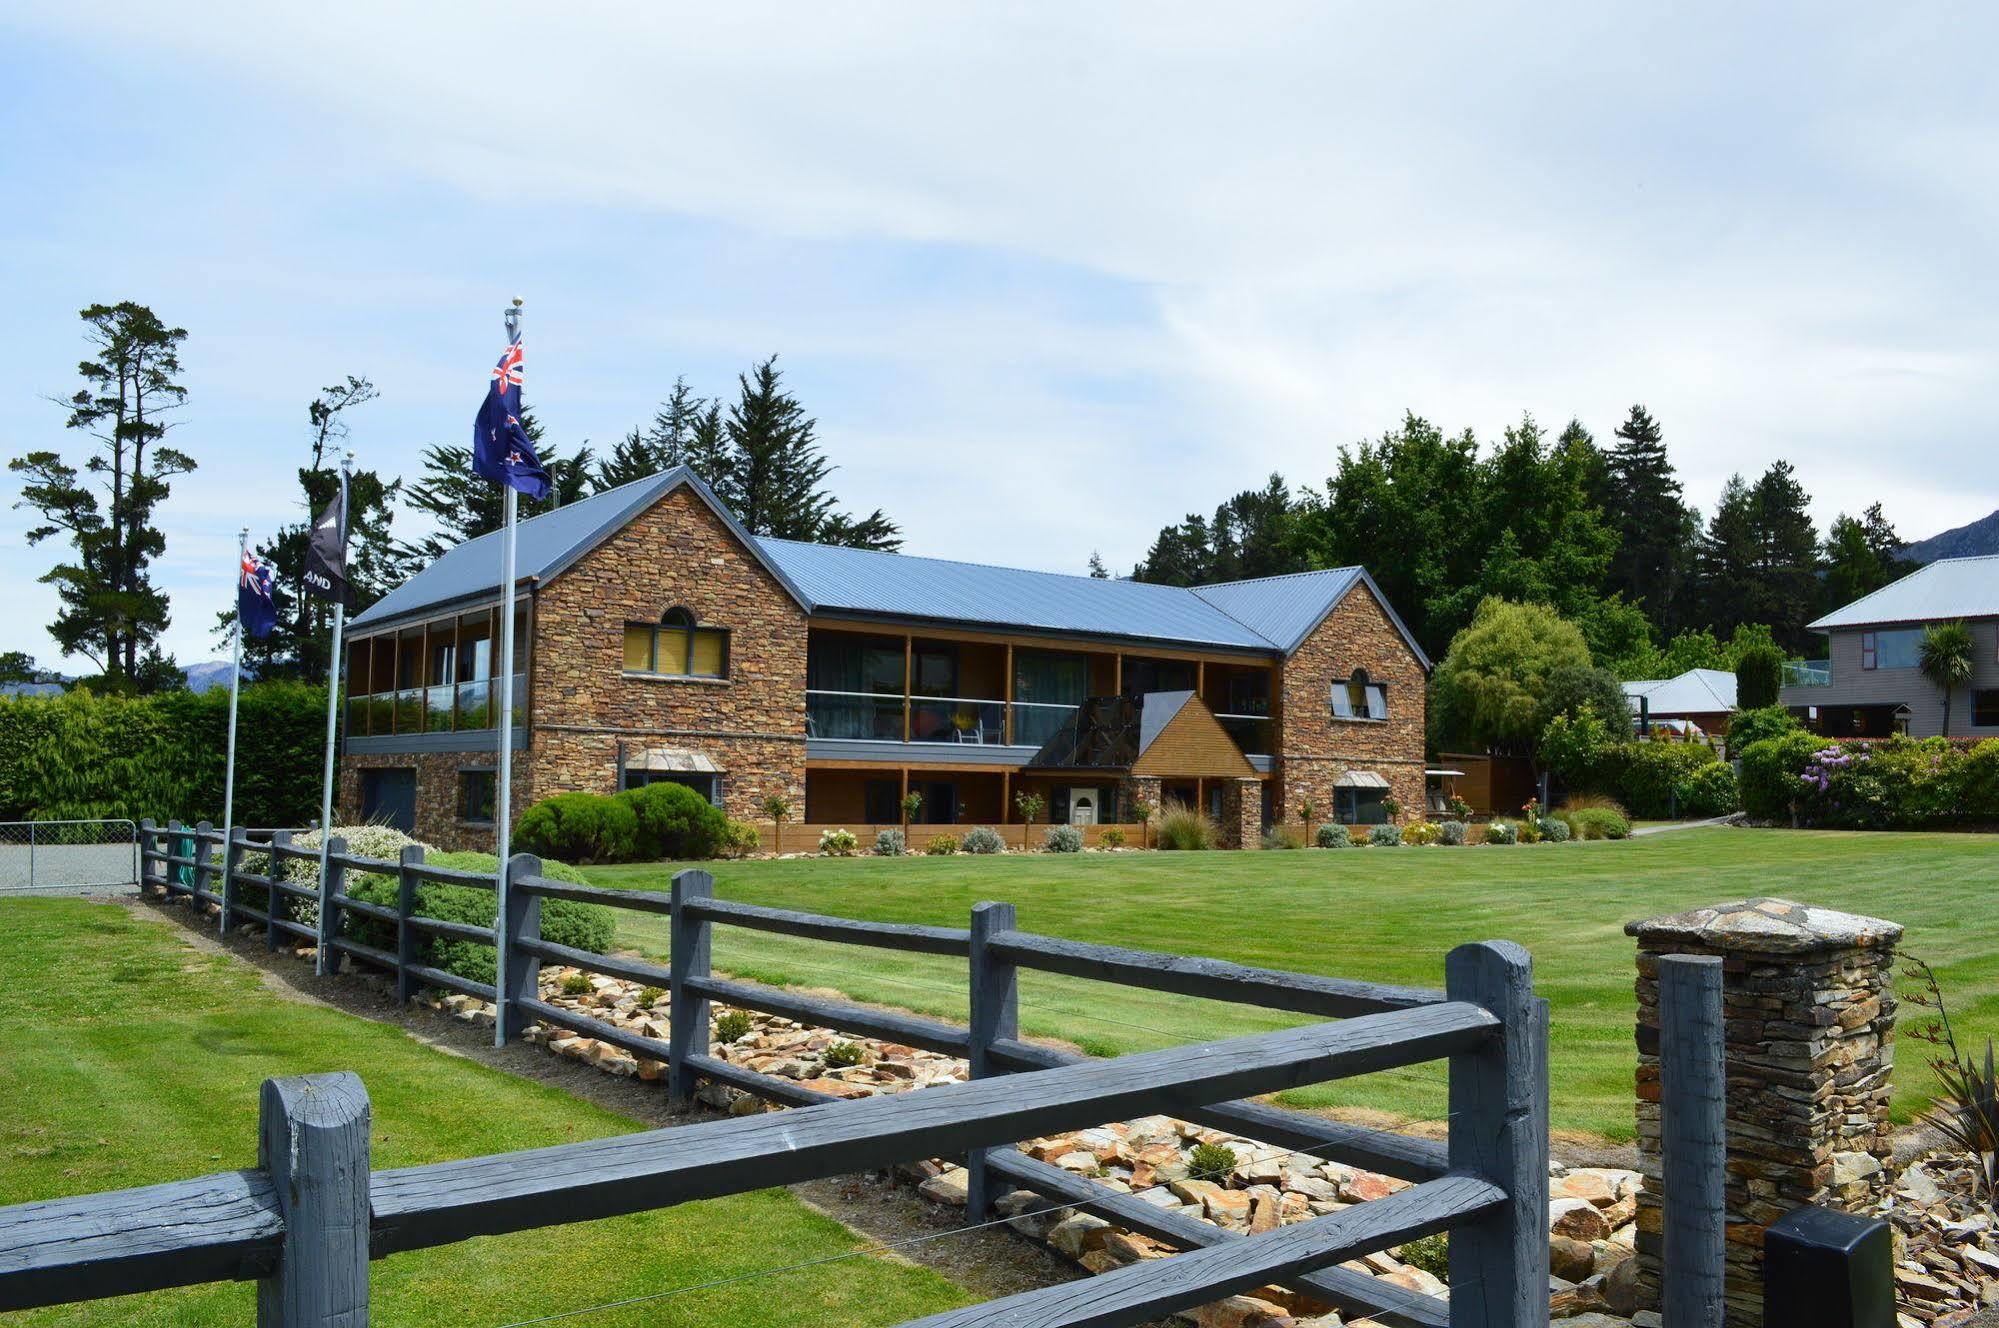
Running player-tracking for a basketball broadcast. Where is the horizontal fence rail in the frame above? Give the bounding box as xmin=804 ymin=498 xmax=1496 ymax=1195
xmin=62 ymin=818 xmax=1553 ymax=1328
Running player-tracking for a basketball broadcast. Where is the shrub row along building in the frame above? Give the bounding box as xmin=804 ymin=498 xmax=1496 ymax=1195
xmin=339 ymin=468 xmax=1430 ymax=850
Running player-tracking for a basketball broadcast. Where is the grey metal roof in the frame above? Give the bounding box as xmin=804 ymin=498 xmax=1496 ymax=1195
xmin=1622 ymin=668 xmax=1736 ymax=716
xmin=1192 ymin=567 xmax=1433 ymax=667
xmin=752 ymin=538 xmax=1276 ymax=650
xmin=353 ymin=465 xmax=1426 ymax=664
xmin=1808 ymin=554 xmax=1999 ymax=631
xmin=351 ymin=468 xmax=808 ymax=630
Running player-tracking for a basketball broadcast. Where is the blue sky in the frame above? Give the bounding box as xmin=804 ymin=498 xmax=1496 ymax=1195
xmin=3 ymin=4 xmax=1995 ymax=671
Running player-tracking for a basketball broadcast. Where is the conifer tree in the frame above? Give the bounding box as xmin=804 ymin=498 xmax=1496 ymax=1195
xmin=715 ymin=356 xmax=898 ymax=549
xmin=398 ymin=409 xmax=593 ymax=563
xmin=1602 ymin=405 xmax=1693 ymax=629
xmin=10 ymin=302 xmax=195 ymax=688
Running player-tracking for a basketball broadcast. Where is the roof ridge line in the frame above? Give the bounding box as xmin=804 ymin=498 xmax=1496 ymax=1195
xmin=756 ymin=534 xmax=1216 ymax=595
xmin=1191 ymin=565 xmax=1363 ymax=591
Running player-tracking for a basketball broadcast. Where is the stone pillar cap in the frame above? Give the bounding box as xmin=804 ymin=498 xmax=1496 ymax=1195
xmin=1625 ymin=897 xmax=1903 ymax=955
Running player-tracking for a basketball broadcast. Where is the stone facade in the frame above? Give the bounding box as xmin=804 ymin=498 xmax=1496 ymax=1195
xmin=1220 ymin=777 xmax=1262 ymax=849
xmin=529 ymin=485 xmax=809 ymax=822
xmin=1627 ymin=898 xmax=1903 ymax=1327
xmin=1274 ymin=583 xmax=1428 ymax=826
xmin=339 ymin=750 xmax=529 ymax=854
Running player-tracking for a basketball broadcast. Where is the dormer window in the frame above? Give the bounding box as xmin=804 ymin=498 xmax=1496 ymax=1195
xmin=1331 ymin=668 xmax=1387 ymax=721
xmin=623 ymin=607 xmax=728 ymax=679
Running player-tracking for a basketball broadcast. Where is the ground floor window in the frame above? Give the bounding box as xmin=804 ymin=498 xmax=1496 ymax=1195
xmin=457 ymin=769 xmax=496 ymax=825
xmin=864 ymin=778 xmax=900 ymax=824
xmin=622 ymin=769 xmax=720 ymax=806
xmin=359 ymin=767 xmax=417 ymax=834
xmin=1335 ymin=787 xmax=1389 ymax=825
xmin=1976 ymin=690 xmax=1999 ymax=728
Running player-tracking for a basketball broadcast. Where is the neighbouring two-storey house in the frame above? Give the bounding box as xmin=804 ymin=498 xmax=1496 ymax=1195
xmin=337 ymin=468 xmax=1430 ymax=850
xmin=1779 ymin=554 xmax=1999 ymax=738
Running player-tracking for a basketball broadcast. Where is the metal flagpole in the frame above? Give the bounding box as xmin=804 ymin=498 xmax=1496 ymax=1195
xmin=493 ymin=297 xmax=522 ymax=1048
xmin=221 ymin=526 xmax=248 ymax=932
xmin=314 ymin=451 xmax=353 ymax=976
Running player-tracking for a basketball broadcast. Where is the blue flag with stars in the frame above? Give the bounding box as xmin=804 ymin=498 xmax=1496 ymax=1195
xmin=472 ymin=336 xmax=551 ymax=500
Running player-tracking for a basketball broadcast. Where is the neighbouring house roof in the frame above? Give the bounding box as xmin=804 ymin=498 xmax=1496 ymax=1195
xmin=353 ymin=465 xmax=1428 ymax=664
xmin=1808 ymin=554 xmax=1999 ymax=631
xmin=1623 ymin=668 xmax=1737 ymax=717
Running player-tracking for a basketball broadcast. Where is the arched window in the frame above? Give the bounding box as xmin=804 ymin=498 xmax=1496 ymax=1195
xmin=1330 ymin=668 xmax=1387 ymax=721
xmin=623 ymin=606 xmax=729 ymax=679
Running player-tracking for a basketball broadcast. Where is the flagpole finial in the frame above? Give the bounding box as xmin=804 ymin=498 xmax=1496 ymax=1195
xmin=511 ymin=296 xmax=524 ymax=307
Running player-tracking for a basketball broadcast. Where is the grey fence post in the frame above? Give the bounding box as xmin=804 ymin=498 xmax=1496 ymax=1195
xmin=137 ymin=818 xmax=157 ymax=892
xmin=256 ymin=1072 xmax=370 ymax=1327
xmin=497 ymin=853 xmax=542 ymax=1044
xmin=318 ymin=837 xmax=347 ymax=975
xmin=221 ymin=827 xmax=247 ymax=933
xmin=1660 ymin=954 xmax=1726 ymax=1328
xmin=193 ymin=820 xmax=215 ymax=908
xmin=395 ymin=846 xmax=423 ymax=1006
xmin=965 ymin=900 xmax=1019 ymax=1222
xmin=667 ymin=869 xmax=715 ymax=1108
xmin=166 ymin=819 xmax=185 ymax=899
xmin=267 ymin=831 xmax=292 ymax=952
xmin=1446 ymin=940 xmax=1550 ymax=1328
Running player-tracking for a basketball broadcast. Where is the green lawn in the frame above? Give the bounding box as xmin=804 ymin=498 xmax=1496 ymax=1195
xmin=0 ymin=897 xmax=971 ymax=1327
xmin=585 ymin=828 xmax=1997 ymax=1144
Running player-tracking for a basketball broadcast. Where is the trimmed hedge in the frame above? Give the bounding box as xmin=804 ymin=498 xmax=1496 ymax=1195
xmin=345 ymin=851 xmax=612 ymax=985
xmin=1611 ymin=742 xmax=1720 ymax=819
xmin=1674 ymin=761 xmax=1739 ymax=819
xmin=1739 ymin=731 xmax=1830 ymax=821
xmin=0 ymin=682 xmax=327 ymax=825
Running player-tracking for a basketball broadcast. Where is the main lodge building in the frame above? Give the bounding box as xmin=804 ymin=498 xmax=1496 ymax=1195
xmin=339 ymin=468 xmax=1430 ymax=850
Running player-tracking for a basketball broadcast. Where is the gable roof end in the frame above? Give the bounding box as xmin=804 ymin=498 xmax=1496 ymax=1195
xmin=1807 ymin=554 xmax=1999 ymax=632
xmin=1191 ymin=567 xmax=1433 ymax=670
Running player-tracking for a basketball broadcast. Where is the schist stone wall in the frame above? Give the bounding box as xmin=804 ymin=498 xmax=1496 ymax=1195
xmin=1275 ymin=584 xmax=1427 ymax=826
xmin=1627 ymin=898 xmax=1903 ymax=1327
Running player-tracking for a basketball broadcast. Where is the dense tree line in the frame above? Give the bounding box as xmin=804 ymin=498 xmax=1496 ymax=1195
xmin=12 ymin=305 xmax=899 ymax=689
xmin=1130 ymin=404 xmax=1917 ymax=671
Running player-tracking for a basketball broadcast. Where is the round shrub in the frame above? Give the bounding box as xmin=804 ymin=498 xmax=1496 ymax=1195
xmin=1315 ymin=823 xmax=1350 ymax=848
xmin=343 ymin=851 xmax=611 ymax=986
xmin=1368 ymin=823 xmax=1402 ymax=846
xmin=873 ymin=828 xmax=906 ymax=856
xmin=1099 ymin=827 xmax=1126 ymax=848
xmin=1963 ymin=740 xmax=1999 ymax=822
xmin=1675 ymin=761 xmax=1739 ymax=819
xmin=1044 ymin=824 xmax=1084 ymax=853
xmin=515 ymin=792 xmax=638 ymax=864
xmin=245 ymin=823 xmax=426 ymax=927
xmin=1738 ymin=730 xmax=1822 ymax=821
xmin=1485 ymin=819 xmax=1517 ymax=845
xmin=614 ymin=781 xmax=726 ymax=860
xmin=1402 ymin=820 xmax=1440 ymax=846
xmin=1537 ymin=816 xmax=1571 ymax=843
xmin=715 ymin=1010 xmax=754 ymax=1044
xmin=1437 ymin=819 xmax=1468 ymax=846
xmin=818 ymin=827 xmax=858 ymax=856
xmin=924 ymin=833 xmax=960 ymax=855
xmin=962 ymin=826 xmax=1004 ymax=855
xmin=1569 ymin=807 xmax=1631 ymax=840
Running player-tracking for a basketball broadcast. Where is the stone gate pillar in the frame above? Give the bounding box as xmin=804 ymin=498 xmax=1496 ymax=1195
xmin=1626 ymin=898 xmax=1902 ymax=1327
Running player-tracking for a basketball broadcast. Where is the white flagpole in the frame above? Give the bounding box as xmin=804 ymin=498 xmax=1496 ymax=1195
xmin=221 ymin=526 xmax=248 ymax=932
xmin=493 ymin=297 xmax=522 ymax=1049
xmin=314 ymin=451 xmax=353 ymax=977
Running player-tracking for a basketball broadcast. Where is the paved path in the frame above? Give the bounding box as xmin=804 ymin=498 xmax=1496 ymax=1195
xmin=1629 ymin=817 xmax=1732 ymax=837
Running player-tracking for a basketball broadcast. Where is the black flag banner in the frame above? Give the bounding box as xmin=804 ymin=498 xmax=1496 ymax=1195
xmin=303 ymin=490 xmax=351 ymax=606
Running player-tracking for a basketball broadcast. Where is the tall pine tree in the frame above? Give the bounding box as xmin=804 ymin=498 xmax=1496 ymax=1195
xmin=593 ymin=377 xmax=708 ymax=492
xmin=10 ymin=303 xmax=195 ymax=689
xmin=1746 ymin=460 xmax=1820 ymax=652
xmin=1602 ymin=405 xmax=1694 ymax=633
xmin=398 ymin=409 xmax=594 ymax=563
xmin=714 ymin=356 xmax=898 ymax=549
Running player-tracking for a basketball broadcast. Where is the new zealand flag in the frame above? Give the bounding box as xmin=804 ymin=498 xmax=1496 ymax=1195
xmin=238 ymin=550 xmax=278 ymax=639
xmin=472 ymin=337 xmax=551 ymax=500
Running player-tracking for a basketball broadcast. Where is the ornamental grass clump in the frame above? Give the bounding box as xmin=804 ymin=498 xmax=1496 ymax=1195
xmin=1903 ymin=953 xmax=1999 ymax=1210
xmin=1155 ymin=800 xmax=1216 ymax=851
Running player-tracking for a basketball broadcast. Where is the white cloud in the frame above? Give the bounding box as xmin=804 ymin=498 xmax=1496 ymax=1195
xmin=3 ymin=2 xmax=1996 ymax=667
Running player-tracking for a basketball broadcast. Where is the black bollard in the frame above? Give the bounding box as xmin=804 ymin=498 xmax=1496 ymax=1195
xmin=1763 ymin=1205 xmax=1895 ymax=1328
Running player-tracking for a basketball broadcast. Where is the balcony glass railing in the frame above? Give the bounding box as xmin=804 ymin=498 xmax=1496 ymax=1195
xmin=1782 ymin=660 xmax=1832 ymax=688
xmin=341 ymin=675 xmax=523 ymax=737
xmin=910 ymin=697 xmax=1008 ymax=745
xmin=1011 ymin=700 xmax=1080 ymax=748
xmin=1216 ymin=713 xmax=1273 ymax=757
xmin=805 ymin=690 xmax=905 ymax=741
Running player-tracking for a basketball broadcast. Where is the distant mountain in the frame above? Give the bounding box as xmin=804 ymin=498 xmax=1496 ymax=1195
xmin=0 ymin=681 xmax=64 ymax=698
xmin=1904 ymin=509 xmax=1999 ymax=564
xmin=182 ymin=660 xmax=246 ymax=694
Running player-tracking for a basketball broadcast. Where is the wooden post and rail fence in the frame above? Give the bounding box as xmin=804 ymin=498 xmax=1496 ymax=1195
xmin=0 ymin=817 xmax=1756 ymax=1327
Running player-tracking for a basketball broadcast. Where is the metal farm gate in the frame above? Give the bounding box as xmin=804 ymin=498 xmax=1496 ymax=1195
xmin=0 ymin=819 xmax=140 ymax=894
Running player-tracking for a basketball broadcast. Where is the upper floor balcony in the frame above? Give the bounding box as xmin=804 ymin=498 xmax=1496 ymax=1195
xmin=343 ymin=602 xmax=528 ymax=742
xmin=1782 ymin=659 xmax=1832 ymax=688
